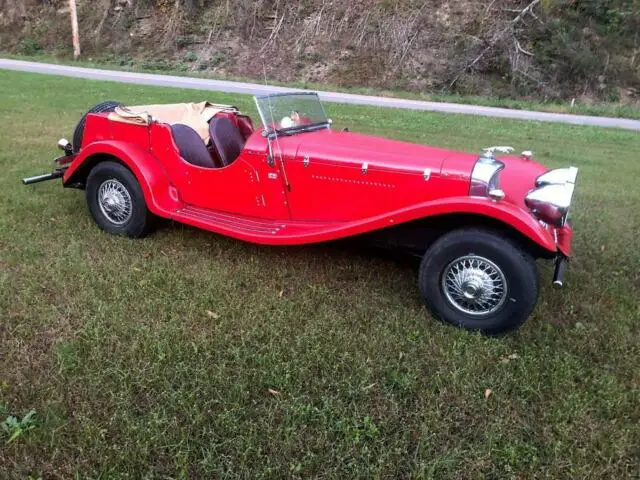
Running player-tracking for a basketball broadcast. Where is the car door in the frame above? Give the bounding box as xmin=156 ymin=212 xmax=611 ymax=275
xmin=181 ymin=157 xmax=264 ymax=216
xmin=187 ymin=152 xmax=290 ymax=220
xmin=153 ymin=124 xmax=290 ymax=219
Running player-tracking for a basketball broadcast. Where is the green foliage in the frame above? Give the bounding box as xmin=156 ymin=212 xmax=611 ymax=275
xmin=175 ymin=36 xmax=192 ymax=48
xmin=104 ymin=54 xmax=136 ymax=67
xmin=335 ymin=416 xmax=380 ymax=444
xmin=532 ymin=0 xmax=640 ymax=95
xmin=140 ymin=58 xmax=174 ymax=71
xmin=1 ymin=410 xmax=37 ymax=444
xmin=17 ymin=38 xmax=41 ymax=56
xmin=183 ymin=51 xmax=198 ymax=62
xmin=197 ymin=52 xmax=226 ymax=70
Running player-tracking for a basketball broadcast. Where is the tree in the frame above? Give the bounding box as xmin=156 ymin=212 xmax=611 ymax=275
xmin=70 ymin=0 xmax=81 ymax=59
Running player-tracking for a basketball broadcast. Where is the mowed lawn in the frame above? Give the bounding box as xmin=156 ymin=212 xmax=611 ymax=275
xmin=0 ymin=70 xmax=638 ymax=479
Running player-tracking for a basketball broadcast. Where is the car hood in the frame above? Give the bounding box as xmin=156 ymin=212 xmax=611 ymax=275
xmin=277 ymin=129 xmax=469 ymax=173
xmin=274 ymin=129 xmax=548 ymax=205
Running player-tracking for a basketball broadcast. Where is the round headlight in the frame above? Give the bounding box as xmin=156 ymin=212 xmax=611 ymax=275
xmin=525 ymin=183 xmax=575 ymax=227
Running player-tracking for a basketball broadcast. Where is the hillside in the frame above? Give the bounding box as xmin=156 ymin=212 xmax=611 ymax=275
xmin=1 ymin=0 xmax=639 ymax=102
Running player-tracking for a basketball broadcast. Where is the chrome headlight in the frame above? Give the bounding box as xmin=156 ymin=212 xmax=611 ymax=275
xmin=536 ymin=166 xmax=578 ymax=187
xmin=525 ymin=167 xmax=578 ymax=227
xmin=470 ymin=157 xmax=505 ymax=197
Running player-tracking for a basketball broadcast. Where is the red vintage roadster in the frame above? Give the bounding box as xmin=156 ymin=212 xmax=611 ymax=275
xmin=23 ymin=93 xmax=577 ymax=334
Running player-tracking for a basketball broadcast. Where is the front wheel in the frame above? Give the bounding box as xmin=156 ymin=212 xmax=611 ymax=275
xmin=419 ymin=228 xmax=539 ymax=334
xmin=86 ymin=161 xmax=155 ymax=238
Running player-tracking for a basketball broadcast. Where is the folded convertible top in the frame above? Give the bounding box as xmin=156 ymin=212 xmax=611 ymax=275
xmin=108 ymin=101 xmax=239 ymax=142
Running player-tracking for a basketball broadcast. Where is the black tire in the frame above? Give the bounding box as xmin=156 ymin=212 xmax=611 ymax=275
xmin=419 ymin=228 xmax=539 ymax=335
xmin=73 ymin=101 xmax=121 ymax=153
xmin=86 ymin=161 xmax=155 ymax=238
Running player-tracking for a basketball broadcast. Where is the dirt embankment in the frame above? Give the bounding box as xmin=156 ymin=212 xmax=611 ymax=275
xmin=2 ymin=0 xmax=639 ymax=102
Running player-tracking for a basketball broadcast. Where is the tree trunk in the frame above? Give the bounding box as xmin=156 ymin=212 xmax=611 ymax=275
xmin=69 ymin=0 xmax=81 ymax=59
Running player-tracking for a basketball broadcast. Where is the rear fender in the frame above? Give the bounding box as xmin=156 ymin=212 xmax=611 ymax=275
xmin=63 ymin=140 xmax=179 ymax=216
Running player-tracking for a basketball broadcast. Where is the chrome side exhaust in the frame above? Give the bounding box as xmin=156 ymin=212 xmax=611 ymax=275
xmin=22 ymin=169 xmax=66 ymax=185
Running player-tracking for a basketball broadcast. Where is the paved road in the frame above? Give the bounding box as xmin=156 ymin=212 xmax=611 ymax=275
xmin=2 ymin=58 xmax=639 ymax=130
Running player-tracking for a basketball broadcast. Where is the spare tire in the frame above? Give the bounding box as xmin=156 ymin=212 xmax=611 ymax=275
xmin=72 ymin=101 xmax=121 ymax=152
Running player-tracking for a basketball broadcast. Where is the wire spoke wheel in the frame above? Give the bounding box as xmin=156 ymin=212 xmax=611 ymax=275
xmin=441 ymin=254 xmax=508 ymax=316
xmin=97 ymin=179 xmax=133 ymax=225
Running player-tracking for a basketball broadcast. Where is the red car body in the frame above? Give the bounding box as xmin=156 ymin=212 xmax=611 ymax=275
xmin=59 ymin=112 xmax=571 ymax=256
xmin=24 ymin=94 xmax=578 ymax=333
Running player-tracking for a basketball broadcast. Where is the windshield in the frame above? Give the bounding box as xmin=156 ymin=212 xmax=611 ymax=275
xmin=254 ymin=92 xmax=329 ymax=134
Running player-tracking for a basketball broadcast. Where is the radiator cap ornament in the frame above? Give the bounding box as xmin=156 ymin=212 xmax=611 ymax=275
xmin=482 ymin=146 xmax=514 ymax=158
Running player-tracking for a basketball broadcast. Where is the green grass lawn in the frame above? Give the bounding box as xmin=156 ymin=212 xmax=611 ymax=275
xmin=1 ymin=70 xmax=639 ymax=479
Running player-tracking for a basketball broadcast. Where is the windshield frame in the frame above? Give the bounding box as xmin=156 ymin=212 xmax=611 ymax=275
xmin=253 ymin=92 xmax=330 ymax=136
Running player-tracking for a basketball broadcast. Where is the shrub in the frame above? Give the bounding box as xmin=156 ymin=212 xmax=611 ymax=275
xmin=183 ymin=51 xmax=198 ymax=62
xmin=17 ymin=38 xmax=41 ymax=56
xmin=531 ymin=0 xmax=640 ymax=96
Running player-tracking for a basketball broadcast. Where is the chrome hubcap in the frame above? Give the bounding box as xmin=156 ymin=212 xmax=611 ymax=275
xmin=441 ymin=255 xmax=507 ymax=316
xmin=97 ymin=179 xmax=132 ymax=225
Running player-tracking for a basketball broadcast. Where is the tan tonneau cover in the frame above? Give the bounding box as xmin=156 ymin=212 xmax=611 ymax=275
xmin=108 ymin=101 xmax=238 ymax=143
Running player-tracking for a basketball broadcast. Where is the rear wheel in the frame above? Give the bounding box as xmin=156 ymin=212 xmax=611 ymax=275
xmin=86 ymin=161 xmax=155 ymax=238
xmin=419 ymin=228 xmax=539 ymax=334
xmin=73 ymin=101 xmax=121 ymax=152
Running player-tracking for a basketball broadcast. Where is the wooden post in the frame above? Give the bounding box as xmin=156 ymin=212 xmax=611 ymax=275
xmin=69 ymin=0 xmax=81 ymax=59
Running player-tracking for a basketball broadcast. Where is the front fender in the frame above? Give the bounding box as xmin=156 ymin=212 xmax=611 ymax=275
xmin=63 ymin=140 xmax=178 ymax=216
xmin=285 ymin=196 xmax=558 ymax=253
xmin=334 ymin=196 xmax=558 ymax=254
xmin=373 ymin=196 xmax=558 ymax=254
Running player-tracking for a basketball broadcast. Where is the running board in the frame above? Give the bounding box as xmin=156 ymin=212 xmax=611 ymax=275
xmin=171 ymin=205 xmax=354 ymax=246
xmin=175 ymin=206 xmax=288 ymax=236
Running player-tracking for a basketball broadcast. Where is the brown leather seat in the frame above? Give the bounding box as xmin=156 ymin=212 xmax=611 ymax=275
xmin=171 ymin=124 xmax=216 ymax=168
xmin=209 ymin=117 xmax=245 ymax=167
